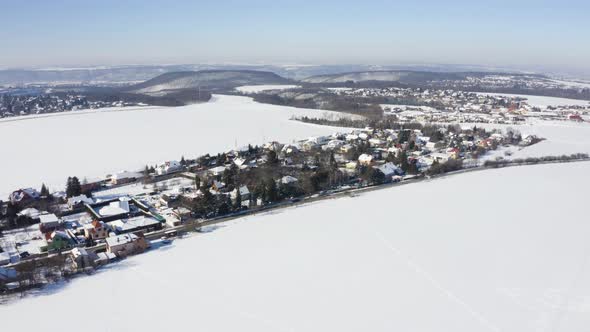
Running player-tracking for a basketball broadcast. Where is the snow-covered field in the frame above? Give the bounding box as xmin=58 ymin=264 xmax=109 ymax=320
xmin=235 ymin=84 xmax=300 ymax=93
xmin=3 ymin=162 xmax=590 ymax=331
xmin=475 ymin=92 xmax=590 ymax=108
xmin=0 ymin=95 xmax=349 ymax=199
xmin=465 ymin=120 xmax=590 ymax=160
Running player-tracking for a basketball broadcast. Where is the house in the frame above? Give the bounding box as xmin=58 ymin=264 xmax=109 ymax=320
xmin=280 ymin=176 xmax=298 ymax=185
xmin=80 ymin=177 xmax=104 ymax=194
xmin=94 ymin=252 xmax=117 ymax=266
xmin=0 ymin=266 xmax=17 ymax=282
xmin=340 ymin=144 xmax=353 ymax=153
xmin=98 ymin=198 xmax=130 ymax=217
xmin=159 ymin=192 xmax=181 ymax=208
xmin=212 ymin=180 xmax=226 ymax=191
xmin=39 ymin=213 xmax=61 ymax=233
xmin=68 ymin=194 xmax=94 ymax=209
xmin=106 ymin=233 xmax=149 ymax=257
xmin=358 ymin=154 xmax=374 ymax=166
xmin=69 ymin=247 xmax=96 ymax=270
xmin=83 ymin=220 xmax=109 ymax=241
xmin=230 ymin=185 xmax=251 ymax=202
xmin=17 ymin=207 xmax=42 ymax=221
xmin=208 ymin=166 xmax=227 ymax=177
xmin=10 ymin=188 xmax=40 ymax=205
xmin=111 ymin=171 xmax=142 ymax=185
xmin=156 ymin=160 xmax=183 ymax=175
xmin=47 ymin=230 xmax=79 ymax=251
xmin=107 ymin=215 xmax=163 ymax=234
xmin=375 ymin=162 xmax=404 ymax=179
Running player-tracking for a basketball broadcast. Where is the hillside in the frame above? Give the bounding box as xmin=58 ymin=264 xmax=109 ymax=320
xmin=302 ymin=70 xmax=545 ymax=84
xmin=126 ymin=70 xmax=292 ymax=95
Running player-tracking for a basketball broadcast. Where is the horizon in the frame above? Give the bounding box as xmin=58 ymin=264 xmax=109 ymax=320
xmin=1 ymin=0 xmax=589 ymax=75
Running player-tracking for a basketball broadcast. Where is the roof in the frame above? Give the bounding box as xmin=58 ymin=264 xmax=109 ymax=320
xmin=281 ymin=176 xmax=299 ymax=184
xmin=39 ymin=213 xmax=59 ymax=225
xmin=17 ymin=207 xmax=42 ymax=218
xmin=112 ymin=171 xmax=142 ymax=180
xmin=376 ymin=162 xmax=401 ymax=176
xmin=108 ymin=216 xmax=161 ymax=233
xmin=106 ymin=233 xmax=139 ymax=247
xmin=99 ymin=199 xmax=130 ymax=217
xmin=68 ymin=194 xmax=94 ymax=205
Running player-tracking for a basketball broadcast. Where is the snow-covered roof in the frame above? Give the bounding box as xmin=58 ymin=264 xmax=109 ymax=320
xmin=39 ymin=213 xmax=59 ymax=225
xmin=281 ymin=176 xmax=299 ymax=184
xmin=99 ymin=199 xmax=130 ymax=217
xmin=106 ymin=233 xmax=139 ymax=247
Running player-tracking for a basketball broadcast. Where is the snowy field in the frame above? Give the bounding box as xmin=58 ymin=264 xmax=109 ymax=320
xmin=475 ymin=92 xmax=590 ymax=108
xmin=235 ymin=84 xmax=300 ymax=93
xmin=0 ymin=95 xmax=350 ymax=199
xmin=3 ymin=162 xmax=590 ymax=331
xmin=465 ymin=120 xmax=590 ymax=160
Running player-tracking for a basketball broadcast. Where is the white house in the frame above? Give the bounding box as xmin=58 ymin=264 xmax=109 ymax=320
xmin=156 ymin=160 xmax=182 ymax=175
xmin=358 ymin=154 xmax=374 ymax=166
xmin=68 ymin=194 xmax=94 ymax=209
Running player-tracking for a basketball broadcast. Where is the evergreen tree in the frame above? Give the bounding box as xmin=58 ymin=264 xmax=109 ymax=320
xmin=180 ymin=156 xmax=186 ymax=166
xmin=265 ymin=179 xmax=279 ymax=203
xmin=66 ymin=176 xmax=82 ymax=198
xmin=399 ymin=151 xmax=410 ymax=173
xmin=40 ymin=183 xmax=50 ymax=197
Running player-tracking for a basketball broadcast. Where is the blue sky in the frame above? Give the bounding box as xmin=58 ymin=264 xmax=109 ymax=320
xmin=1 ymin=0 xmax=589 ymax=71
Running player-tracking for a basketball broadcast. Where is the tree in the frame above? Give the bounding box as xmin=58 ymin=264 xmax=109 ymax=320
xmin=180 ymin=156 xmax=186 ymax=166
xmin=399 ymin=151 xmax=410 ymax=173
xmin=222 ymin=163 xmax=239 ymax=188
xmin=40 ymin=183 xmax=50 ymax=197
xmin=265 ymin=179 xmax=279 ymax=203
xmin=66 ymin=176 xmax=82 ymax=198
xmin=194 ymin=175 xmax=201 ymax=191
xmin=266 ymin=150 xmax=279 ymax=165
xmin=6 ymin=202 xmax=18 ymax=227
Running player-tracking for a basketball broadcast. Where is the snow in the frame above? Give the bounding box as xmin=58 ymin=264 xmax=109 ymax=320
xmin=475 ymin=92 xmax=590 ymax=108
xmin=0 ymin=95 xmax=351 ymax=199
xmin=467 ymin=120 xmax=590 ymax=159
xmin=235 ymin=84 xmax=300 ymax=93
xmin=3 ymin=162 xmax=590 ymax=331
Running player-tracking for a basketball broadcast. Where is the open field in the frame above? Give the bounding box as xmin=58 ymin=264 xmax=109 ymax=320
xmin=2 ymin=162 xmax=589 ymax=331
xmin=0 ymin=95 xmax=351 ymax=199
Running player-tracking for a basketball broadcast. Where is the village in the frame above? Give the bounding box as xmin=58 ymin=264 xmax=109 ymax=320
xmin=0 ymin=93 xmax=146 ymax=118
xmin=0 ymin=122 xmax=561 ymax=293
xmin=329 ymin=87 xmax=590 ymax=124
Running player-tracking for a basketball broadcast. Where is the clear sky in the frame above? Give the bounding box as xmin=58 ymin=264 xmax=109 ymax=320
xmin=1 ymin=0 xmax=589 ymax=71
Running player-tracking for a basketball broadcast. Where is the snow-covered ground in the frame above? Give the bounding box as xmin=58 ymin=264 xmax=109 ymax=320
xmin=3 ymin=162 xmax=590 ymax=331
xmin=475 ymin=92 xmax=590 ymax=108
xmin=235 ymin=84 xmax=300 ymax=93
xmin=465 ymin=119 xmax=590 ymax=159
xmin=0 ymin=95 xmax=351 ymax=199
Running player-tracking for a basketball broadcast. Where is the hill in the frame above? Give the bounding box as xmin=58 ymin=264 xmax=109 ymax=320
xmin=126 ymin=70 xmax=293 ymax=95
xmin=302 ymin=70 xmax=545 ymax=84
